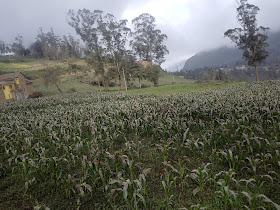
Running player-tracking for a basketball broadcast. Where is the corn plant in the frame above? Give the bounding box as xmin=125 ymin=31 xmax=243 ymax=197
xmin=162 ymin=173 xmax=174 ymax=206
xmin=214 ymin=180 xmax=238 ymax=209
xmin=189 ymin=163 xmax=211 ymax=195
xmin=1 ymin=81 xmax=280 ymax=209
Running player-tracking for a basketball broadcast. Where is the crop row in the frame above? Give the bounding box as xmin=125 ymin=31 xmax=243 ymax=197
xmin=0 ymin=81 xmax=280 ymax=209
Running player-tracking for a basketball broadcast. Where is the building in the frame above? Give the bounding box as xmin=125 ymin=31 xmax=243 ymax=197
xmin=0 ymin=72 xmax=35 ymax=102
xmin=0 ymin=52 xmax=15 ymax=57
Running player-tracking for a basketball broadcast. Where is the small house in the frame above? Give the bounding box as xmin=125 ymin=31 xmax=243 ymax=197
xmin=0 ymin=72 xmax=35 ymax=102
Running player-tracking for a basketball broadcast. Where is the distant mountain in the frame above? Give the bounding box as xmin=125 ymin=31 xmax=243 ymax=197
xmin=182 ymin=31 xmax=280 ymax=71
xmin=266 ymin=30 xmax=280 ymax=62
xmin=165 ymin=60 xmax=186 ymax=72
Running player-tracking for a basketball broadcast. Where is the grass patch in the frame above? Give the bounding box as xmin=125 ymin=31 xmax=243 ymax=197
xmin=126 ymin=81 xmax=245 ymax=95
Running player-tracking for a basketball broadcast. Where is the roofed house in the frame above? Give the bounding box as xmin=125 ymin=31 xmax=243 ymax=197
xmin=0 ymin=72 xmax=35 ymax=102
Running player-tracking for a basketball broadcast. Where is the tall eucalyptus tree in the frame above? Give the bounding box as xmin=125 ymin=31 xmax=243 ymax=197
xmin=99 ymin=14 xmax=131 ymax=90
xmin=224 ymin=0 xmax=269 ymax=81
xmin=130 ymin=13 xmax=169 ymax=65
xmin=67 ymin=9 xmax=107 ymax=89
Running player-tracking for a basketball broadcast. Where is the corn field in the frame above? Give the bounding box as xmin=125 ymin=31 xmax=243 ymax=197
xmin=0 ymin=81 xmax=280 ymax=209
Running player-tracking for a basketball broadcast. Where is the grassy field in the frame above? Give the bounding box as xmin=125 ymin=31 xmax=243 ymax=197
xmin=0 ymin=57 xmax=199 ymax=96
xmin=0 ymin=57 xmax=245 ymax=96
xmin=126 ymin=81 xmax=245 ymax=95
xmin=0 ymin=81 xmax=279 ymax=209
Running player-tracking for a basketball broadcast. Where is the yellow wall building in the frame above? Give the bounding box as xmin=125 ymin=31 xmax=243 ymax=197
xmin=0 ymin=72 xmax=35 ymax=102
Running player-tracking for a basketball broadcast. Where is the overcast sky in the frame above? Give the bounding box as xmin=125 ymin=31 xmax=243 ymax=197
xmin=1 ymin=0 xmax=280 ymax=70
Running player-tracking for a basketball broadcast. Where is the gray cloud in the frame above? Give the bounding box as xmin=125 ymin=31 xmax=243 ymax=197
xmin=0 ymin=0 xmax=279 ymax=71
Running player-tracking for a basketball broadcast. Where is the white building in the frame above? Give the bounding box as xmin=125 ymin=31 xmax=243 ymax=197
xmin=0 ymin=52 xmax=15 ymax=57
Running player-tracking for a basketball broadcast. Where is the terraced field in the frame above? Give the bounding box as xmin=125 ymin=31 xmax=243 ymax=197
xmin=0 ymin=81 xmax=280 ymax=209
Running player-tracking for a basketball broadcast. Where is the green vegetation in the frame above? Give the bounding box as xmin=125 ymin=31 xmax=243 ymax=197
xmin=127 ymin=81 xmax=244 ymax=95
xmin=1 ymin=81 xmax=279 ymax=209
xmin=0 ymin=57 xmax=201 ymax=96
xmin=225 ymin=0 xmax=269 ymax=81
xmin=0 ymin=58 xmax=73 ymax=74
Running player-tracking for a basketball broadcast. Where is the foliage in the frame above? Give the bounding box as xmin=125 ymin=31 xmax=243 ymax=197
xmin=42 ymin=66 xmax=63 ymax=93
xmin=145 ymin=64 xmax=161 ymax=86
xmin=99 ymin=13 xmax=131 ymax=90
xmin=67 ymin=9 xmax=109 ymax=90
xmin=0 ymin=40 xmax=7 ymax=54
xmin=0 ymin=40 xmax=12 ymax=54
xmin=29 ymin=91 xmax=43 ymax=98
xmin=131 ymin=13 xmax=169 ymax=65
xmin=61 ymin=34 xmax=82 ymax=59
xmin=11 ymin=35 xmax=26 ymax=56
xmin=224 ymin=0 xmax=269 ymax=81
xmin=30 ymin=40 xmax=44 ymax=58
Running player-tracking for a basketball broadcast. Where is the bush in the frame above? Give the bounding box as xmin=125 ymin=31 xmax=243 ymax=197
xmin=91 ymin=81 xmax=104 ymax=87
xmin=108 ymin=82 xmax=117 ymax=87
xmin=29 ymin=91 xmax=43 ymax=98
xmin=69 ymin=64 xmax=82 ymax=71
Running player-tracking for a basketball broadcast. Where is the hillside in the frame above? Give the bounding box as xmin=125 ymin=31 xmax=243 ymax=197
xmin=0 ymin=58 xmax=193 ymax=96
xmin=182 ymin=30 xmax=280 ymax=71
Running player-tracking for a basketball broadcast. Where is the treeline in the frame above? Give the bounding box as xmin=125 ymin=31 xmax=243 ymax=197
xmin=174 ymin=64 xmax=280 ymax=82
xmin=0 ymin=31 xmax=82 ymax=60
xmin=0 ymin=10 xmax=169 ymax=90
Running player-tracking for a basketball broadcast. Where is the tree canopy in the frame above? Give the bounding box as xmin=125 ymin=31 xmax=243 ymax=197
xmin=224 ymin=0 xmax=269 ymax=81
xmin=131 ymin=13 xmax=169 ymax=65
xmin=67 ymin=10 xmax=167 ymax=90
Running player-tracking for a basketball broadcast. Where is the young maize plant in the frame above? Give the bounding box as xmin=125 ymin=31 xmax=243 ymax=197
xmin=189 ymin=163 xmax=211 ymax=195
xmin=0 ymin=81 xmax=279 ymax=209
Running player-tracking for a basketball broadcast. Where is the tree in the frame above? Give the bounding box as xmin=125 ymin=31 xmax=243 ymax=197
xmin=99 ymin=14 xmax=131 ymax=90
xmin=224 ymin=0 xmax=269 ymax=81
xmin=44 ymin=28 xmax=61 ymax=60
xmin=35 ymin=28 xmax=61 ymax=60
xmin=11 ymin=35 xmax=25 ymax=56
xmin=131 ymin=13 xmax=169 ymax=65
xmin=0 ymin=41 xmax=7 ymax=54
xmin=132 ymin=62 xmax=146 ymax=89
xmin=62 ymin=34 xmax=82 ymax=59
xmin=120 ymin=52 xmax=143 ymax=88
xmin=67 ymin=9 xmax=107 ymax=90
xmin=146 ymin=64 xmax=161 ymax=86
xmin=43 ymin=66 xmax=63 ymax=93
xmin=30 ymin=40 xmax=44 ymax=58
xmin=68 ymin=10 xmax=132 ymax=90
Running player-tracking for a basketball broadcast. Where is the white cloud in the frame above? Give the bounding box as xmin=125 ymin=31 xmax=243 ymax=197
xmin=122 ymin=0 xmax=194 ymax=26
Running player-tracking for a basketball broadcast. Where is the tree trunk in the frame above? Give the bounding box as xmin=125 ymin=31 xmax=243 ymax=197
xmin=98 ymin=81 xmax=101 ymax=92
xmin=102 ymin=78 xmax=106 ymax=91
xmin=139 ymin=78 xmax=142 ymax=89
xmin=253 ymin=44 xmax=259 ymax=82
xmin=255 ymin=63 xmax=259 ymax=81
xmin=122 ymin=68 xmax=127 ymax=91
xmin=117 ymin=66 xmax=123 ymax=90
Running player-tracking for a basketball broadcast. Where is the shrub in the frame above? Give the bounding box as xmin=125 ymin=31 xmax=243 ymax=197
xmin=69 ymin=64 xmax=82 ymax=71
xmin=29 ymin=91 xmax=43 ymax=98
xmin=108 ymin=82 xmax=117 ymax=87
